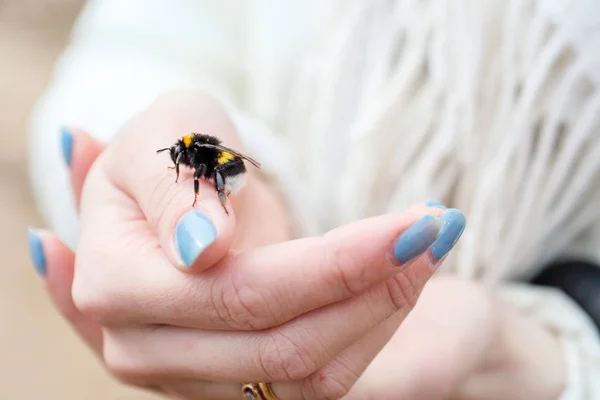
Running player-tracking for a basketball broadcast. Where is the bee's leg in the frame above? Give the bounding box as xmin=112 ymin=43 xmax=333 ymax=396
xmin=168 ymin=154 xmax=182 ymax=183
xmin=168 ymin=162 xmax=181 ymax=183
xmin=214 ymin=168 xmax=229 ymax=215
xmin=192 ymin=164 xmax=206 ymax=207
xmin=174 ymin=153 xmax=183 ymax=183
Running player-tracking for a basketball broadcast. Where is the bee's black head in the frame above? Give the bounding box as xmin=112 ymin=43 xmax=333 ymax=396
xmin=156 ymin=143 xmax=183 ymax=164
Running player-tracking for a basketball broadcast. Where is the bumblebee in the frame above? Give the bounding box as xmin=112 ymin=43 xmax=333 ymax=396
xmin=156 ymin=133 xmax=261 ymax=214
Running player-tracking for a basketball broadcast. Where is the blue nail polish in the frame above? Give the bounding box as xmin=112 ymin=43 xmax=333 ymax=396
xmin=393 ymin=215 xmax=442 ymax=264
xmin=60 ymin=127 xmax=73 ymax=166
xmin=425 ymin=200 xmax=446 ymax=209
xmin=175 ymin=211 xmax=217 ymax=267
xmin=430 ymin=209 xmax=466 ymax=260
xmin=28 ymin=228 xmax=46 ymax=276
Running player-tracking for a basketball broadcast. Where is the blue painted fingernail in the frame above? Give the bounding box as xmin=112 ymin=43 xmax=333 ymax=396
xmin=425 ymin=200 xmax=446 ymax=209
xmin=430 ymin=209 xmax=466 ymax=261
xmin=175 ymin=211 xmax=217 ymax=267
xmin=60 ymin=127 xmax=73 ymax=166
xmin=393 ymin=215 xmax=442 ymax=264
xmin=28 ymin=227 xmax=46 ymax=276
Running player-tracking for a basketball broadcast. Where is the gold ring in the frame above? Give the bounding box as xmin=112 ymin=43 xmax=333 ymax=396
xmin=241 ymin=383 xmax=279 ymax=400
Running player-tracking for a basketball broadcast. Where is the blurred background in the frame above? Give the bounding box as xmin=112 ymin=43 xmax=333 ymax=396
xmin=0 ymin=1 xmax=160 ymax=398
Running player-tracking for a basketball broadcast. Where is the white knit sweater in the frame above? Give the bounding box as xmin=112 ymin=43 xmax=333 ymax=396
xmin=28 ymin=0 xmax=600 ymax=398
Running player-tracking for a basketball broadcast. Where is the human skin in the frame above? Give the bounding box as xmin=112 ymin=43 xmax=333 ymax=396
xmin=29 ymin=91 xmax=564 ymax=399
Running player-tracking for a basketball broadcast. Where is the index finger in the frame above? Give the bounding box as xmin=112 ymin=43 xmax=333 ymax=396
xmin=75 ymin=201 xmax=462 ymax=331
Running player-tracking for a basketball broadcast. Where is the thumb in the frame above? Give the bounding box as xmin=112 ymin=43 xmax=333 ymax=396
xmin=60 ymin=127 xmax=106 ymax=209
xmin=89 ymin=92 xmax=245 ymax=272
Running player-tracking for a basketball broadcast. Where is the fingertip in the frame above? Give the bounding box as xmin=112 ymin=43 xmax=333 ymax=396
xmin=59 ymin=126 xmax=107 ymax=207
xmin=172 ymin=205 xmax=236 ymax=272
xmin=430 ymin=208 xmax=467 ymax=262
xmin=391 ymin=214 xmax=443 ymax=265
xmin=26 ymin=228 xmax=104 ymax=355
xmin=28 ymin=228 xmax=75 ymax=280
xmin=414 ymin=208 xmax=467 ymax=273
xmin=175 ymin=210 xmax=218 ymax=267
xmin=60 ymin=127 xmax=73 ymax=167
xmin=424 ymin=200 xmax=447 ymax=209
xmin=27 ymin=227 xmax=47 ymax=277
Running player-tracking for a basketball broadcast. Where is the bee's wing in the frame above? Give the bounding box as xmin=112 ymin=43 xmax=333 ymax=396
xmin=195 ymin=143 xmax=261 ymax=168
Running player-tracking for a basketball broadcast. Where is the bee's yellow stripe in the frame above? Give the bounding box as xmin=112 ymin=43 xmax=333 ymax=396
xmin=217 ymin=151 xmax=235 ymax=164
xmin=182 ymin=134 xmax=193 ymax=148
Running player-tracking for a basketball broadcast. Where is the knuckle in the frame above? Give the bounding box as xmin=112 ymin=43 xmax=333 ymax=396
xmin=210 ymin=277 xmax=249 ymax=330
xmin=145 ymin=90 xmax=230 ymax=129
xmin=103 ymin=338 xmax=145 ymax=384
xmin=71 ymin=243 xmax=123 ymax=324
xmin=322 ymin=239 xmax=367 ymax=297
xmin=385 ymin=270 xmax=421 ymax=312
xmin=150 ymin=89 xmax=222 ymax=111
xmin=71 ymin=286 xmax=119 ymax=324
xmin=217 ymin=268 xmax=281 ymax=330
xmin=258 ymin=330 xmax=321 ymax=381
xmin=71 ymin=283 xmax=102 ymax=320
xmin=145 ymin=173 xmax=184 ymax=226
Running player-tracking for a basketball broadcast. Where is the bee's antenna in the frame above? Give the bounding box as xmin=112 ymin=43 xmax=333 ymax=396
xmin=156 ymin=147 xmax=171 ymax=154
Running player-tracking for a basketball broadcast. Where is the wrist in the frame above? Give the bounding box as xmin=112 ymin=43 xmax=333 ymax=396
xmin=460 ymin=297 xmax=565 ymax=400
xmin=498 ymin=299 xmax=565 ymax=398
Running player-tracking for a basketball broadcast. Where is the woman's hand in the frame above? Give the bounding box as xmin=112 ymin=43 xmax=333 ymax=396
xmin=29 ymin=91 xmax=465 ymax=399
xmin=342 ymin=277 xmax=566 ymax=400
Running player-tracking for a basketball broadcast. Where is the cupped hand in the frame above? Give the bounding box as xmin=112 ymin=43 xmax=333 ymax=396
xmin=29 ymin=91 xmax=466 ymax=399
xmin=339 ymin=277 xmax=497 ymax=400
xmin=341 ymin=277 xmax=565 ymax=400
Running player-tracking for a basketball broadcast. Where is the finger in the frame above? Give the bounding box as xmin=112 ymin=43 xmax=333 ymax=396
xmin=99 ymin=91 xmax=251 ymax=272
xmin=148 ymin=311 xmax=399 ymax=400
xmin=60 ymin=127 xmax=106 ymax=209
xmin=124 ymin=246 xmax=451 ymax=399
xmin=348 ymin=278 xmax=498 ymax=400
xmin=74 ymin=202 xmax=453 ymax=330
xmin=27 ymin=227 xmax=103 ymax=355
xmin=273 ymin=311 xmax=406 ymax=400
xmin=145 ymin=217 xmax=453 ymax=400
xmin=217 ymin=203 xmax=450 ymax=330
xmin=100 ymin=207 xmax=466 ymax=382
xmin=27 ymin=229 xmax=167 ymax=396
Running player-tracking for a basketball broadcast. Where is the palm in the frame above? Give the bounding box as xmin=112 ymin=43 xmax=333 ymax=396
xmin=345 ymin=277 xmax=496 ymax=399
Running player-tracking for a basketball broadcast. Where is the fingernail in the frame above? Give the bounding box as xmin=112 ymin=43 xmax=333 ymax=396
xmin=175 ymin=211 xmax=217 ymax=267
xmin=28 ymin=227 xmax=46 ymax=276
xmin=393 ymin=215 xmax=442 ymax=264
xmin=425 ymin=200 xmax=446 ymax=209
xmin=60 ymin=127 xmax=73 ymax=166
xmin=430 ymin=209 xmax=466 ymax=261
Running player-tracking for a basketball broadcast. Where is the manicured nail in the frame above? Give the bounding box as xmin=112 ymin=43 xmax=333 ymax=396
xmin=425 ymin=200 xmax=446 ymax=209
xmin=430 ymin=209 xmax=466 ymax=261
xmin=28 ymin=227 xmax=46 ymax=276
xmin=60 ymin=127 xmax=73 ymax=166
xmin=393 ymin=215 xmax=442 ymax=264
xmin=175 ymin=211 xmax=217 ymax=267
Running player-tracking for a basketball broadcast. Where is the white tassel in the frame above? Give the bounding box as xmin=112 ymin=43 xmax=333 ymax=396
xmin=281 ymin=0 xmax=600 ymax=280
